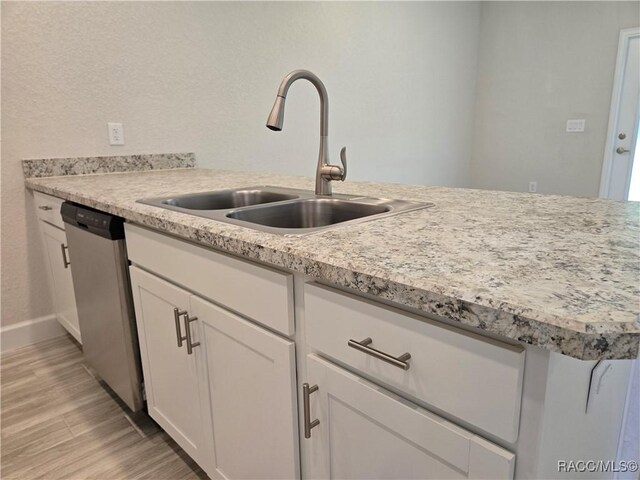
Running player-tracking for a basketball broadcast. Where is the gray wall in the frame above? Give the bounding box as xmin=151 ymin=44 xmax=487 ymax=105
xmin=1 ymin=1 xmax=481 ymax=327
xmin=470 ymin=1 xmax=640 ymax=197
xmin=2 ymin=1 xmax=638 ymax=329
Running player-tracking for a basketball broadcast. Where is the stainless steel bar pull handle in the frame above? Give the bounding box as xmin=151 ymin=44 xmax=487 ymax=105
xmin=173 ymin=308 xmax=187 ymax=347
xmin=303 ymin=383 xmax=319 ymax=439
xmin=38 ymin=205 xmax=53 ymax=211
xmin=184 ymin=315 xmax=200 ymax=355
xmin=60 ymin=244 xmax=70 ymax=268
xmin=348 ymin=337 xmax=411 ymax=370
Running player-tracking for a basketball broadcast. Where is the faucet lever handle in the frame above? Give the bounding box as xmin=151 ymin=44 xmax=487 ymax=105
xmin=339 ymin=147 xmax=347 ymax=181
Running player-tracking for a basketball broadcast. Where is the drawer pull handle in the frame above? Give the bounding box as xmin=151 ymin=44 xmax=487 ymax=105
xmin=60 ymin=244 xmax=71 ymax=268
xmin=348 ymin=337 xmax=411 ymax=370
xmin=303 ymin=383 xmax=319 ymax=439
xmin=173 ymin=308 xmax=187 ymax=347
xmin=184 ymin=314 xmax=200 ymax=355
xmin=38 ymin=205 xmax=53 ymax=211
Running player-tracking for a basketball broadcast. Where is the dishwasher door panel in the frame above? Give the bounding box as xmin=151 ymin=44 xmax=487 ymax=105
xmin=65 ymin=223 xmax=143 ymax=412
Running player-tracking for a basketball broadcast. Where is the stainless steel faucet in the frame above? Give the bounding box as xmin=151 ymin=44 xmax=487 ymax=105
xmin=266 ymin=69 xmax=347 ymax=196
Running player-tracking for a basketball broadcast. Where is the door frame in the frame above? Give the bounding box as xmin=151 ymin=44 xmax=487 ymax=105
xmin=599 ymin=27 xmax=640 ymax=199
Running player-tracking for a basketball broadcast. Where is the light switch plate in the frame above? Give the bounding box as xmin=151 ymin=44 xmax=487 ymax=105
xmin=108 ymin=122 xmax=125 ymax=145
xmin=566 ymin=119 xmax=585 ymax=133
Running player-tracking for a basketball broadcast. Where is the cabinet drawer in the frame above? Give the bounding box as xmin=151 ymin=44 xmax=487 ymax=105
xmin=33 ymin=191 xmax=65 ymax=229
xmin=125 ymin=223 xmax=294 ymax=336
xmin=305 ymin=282 xmax=525 ymax=443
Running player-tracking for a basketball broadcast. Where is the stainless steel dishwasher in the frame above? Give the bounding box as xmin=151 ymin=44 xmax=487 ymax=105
xmin=61 ymin=202 xmax=144 ymax=412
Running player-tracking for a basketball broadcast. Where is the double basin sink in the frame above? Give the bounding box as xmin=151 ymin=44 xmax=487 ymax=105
xmin=139 ymin=186 xmax=432 ymax=236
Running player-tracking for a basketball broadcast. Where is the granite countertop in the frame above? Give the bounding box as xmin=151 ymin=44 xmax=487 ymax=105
xmin=24 ymin=162 xmax=640 ymax=360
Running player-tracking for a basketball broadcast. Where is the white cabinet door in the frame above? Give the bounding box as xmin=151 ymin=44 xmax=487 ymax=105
xmin=129 ymin=266 xmax=215 ymax=474
xmin=305 ymin=283 xmax=524 ymax=443
xmin=306 ymin=355 xmax=515 ymax=480
xmin=39 ymin=221 xmax=81 ymax=342
xmin=191 ymin=295 xmax=299 ymax=480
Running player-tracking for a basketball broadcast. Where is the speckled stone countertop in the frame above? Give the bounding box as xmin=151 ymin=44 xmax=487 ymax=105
xmin=25 ymin=168 xmax=640 ymax=360
xmin=22 ymin=152 xmax=194 ymax=178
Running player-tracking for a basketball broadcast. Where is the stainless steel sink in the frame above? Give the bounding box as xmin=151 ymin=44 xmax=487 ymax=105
xmin=150 ymin=188 xmax=298 ymax=210
xmin=227 ymin=198 xmax=391 ymax=229
xmin=138 ymin=186 xmax=433 ymax=236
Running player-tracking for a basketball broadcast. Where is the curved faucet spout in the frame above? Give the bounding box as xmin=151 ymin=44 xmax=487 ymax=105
xmin=266 ymin=69 xmax=347 ymax=196
xmin=272 ymin=70 xmax=328 ymax=136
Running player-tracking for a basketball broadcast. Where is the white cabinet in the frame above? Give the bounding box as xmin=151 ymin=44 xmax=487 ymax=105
xmin=125 ymin=223 xmax=520 ymax=480
xmin=305 ymin=354 xmax=515 ymax=480
xmin=128 ymin=245 xmax=299 ymax=479
xmin=129 ymin=267 xmax=215 ymax=474
xmin=33 ymin=191 xmax=66 ymax=229
xmin=125 ymin=223 xmax=294 ymax=335
xmin=192 ymin=296 xmax=299 ymax=479
xmin=35 ymin=194 xmax=81 ymax=343
xmin=305 ymin=283 xmax=525 ymax=443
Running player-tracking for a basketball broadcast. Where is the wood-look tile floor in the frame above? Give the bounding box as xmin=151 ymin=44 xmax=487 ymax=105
xmin=1 ymin=335 xmax=208 ymax=480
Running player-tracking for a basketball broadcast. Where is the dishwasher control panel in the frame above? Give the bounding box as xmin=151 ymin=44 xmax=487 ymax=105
xmin=61 ymin=202 xmax=125 ymax=240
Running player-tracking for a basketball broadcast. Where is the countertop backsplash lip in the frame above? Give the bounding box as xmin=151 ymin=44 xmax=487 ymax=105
xmin=21 ymin=152 xmax=195 ymax=178
xmin=24 ymin=167 xmax=640 ymax=360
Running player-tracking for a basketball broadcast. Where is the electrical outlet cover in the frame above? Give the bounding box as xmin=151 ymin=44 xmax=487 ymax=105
xmin=108 ymin=122 xmax=125 ymax=145
xmin=566 ymin=119 xmax=585 ymax=133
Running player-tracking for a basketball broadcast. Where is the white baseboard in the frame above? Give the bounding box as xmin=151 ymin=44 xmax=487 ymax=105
xmin=1 ymin=314 xmax=66 ymax=354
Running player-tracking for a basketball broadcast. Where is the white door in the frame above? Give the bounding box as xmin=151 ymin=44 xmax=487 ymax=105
xmin=40 ymin=221 xmax=81 ymax=342
xmin=305 ymin=355 xmax=515 ymax=480
xmin=191 ymin=295 xmax=299 ymax=480
xmin=600 ymin=28 xmax=640 ymax=201
xmin=129 ymin=266 xmax=215 ymax=473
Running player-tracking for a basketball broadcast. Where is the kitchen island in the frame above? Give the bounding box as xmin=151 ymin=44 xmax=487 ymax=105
xmin=24 ymin=154 xmax=640 ymax=479
xmin=24 ymin=157 xmax=640 ymax=360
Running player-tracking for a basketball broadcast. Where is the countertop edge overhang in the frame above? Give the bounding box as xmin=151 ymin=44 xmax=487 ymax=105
xmin=24 ymin=169 xmax=640 ymax=361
